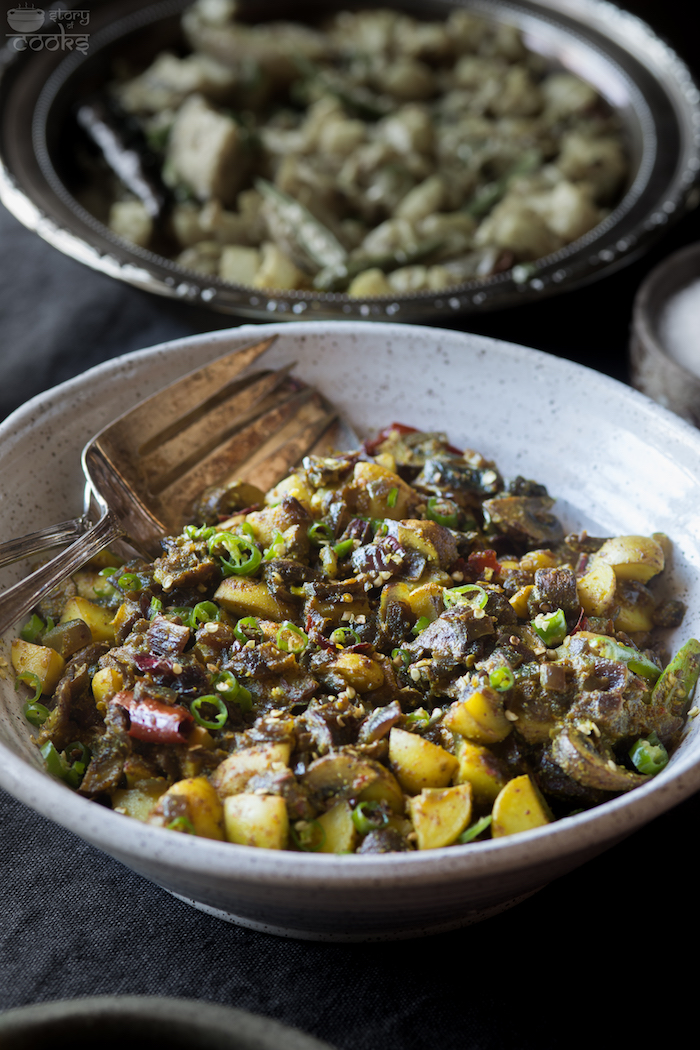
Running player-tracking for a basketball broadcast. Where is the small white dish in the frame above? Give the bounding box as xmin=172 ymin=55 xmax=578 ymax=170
xmin=2 ymin=320 xmax=700 ymax=941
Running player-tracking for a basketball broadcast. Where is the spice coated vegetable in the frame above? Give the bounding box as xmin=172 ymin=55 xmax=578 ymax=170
xmin=80 ymin=2 xmax=629 ymax=298
xmin=12 ymin=425 xmax=700 ymax=854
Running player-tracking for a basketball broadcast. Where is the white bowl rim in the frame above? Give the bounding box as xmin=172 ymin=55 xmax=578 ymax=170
xmin=2 ymin=319 xmax=700 ymax=887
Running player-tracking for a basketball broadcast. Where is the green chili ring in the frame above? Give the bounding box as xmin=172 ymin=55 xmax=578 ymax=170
xmin=190 ymin=695 xmax=229 ymax=730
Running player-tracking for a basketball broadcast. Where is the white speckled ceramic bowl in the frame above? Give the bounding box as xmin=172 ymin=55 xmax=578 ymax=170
xmin=2 ymin=321 xmax=700 ymax=941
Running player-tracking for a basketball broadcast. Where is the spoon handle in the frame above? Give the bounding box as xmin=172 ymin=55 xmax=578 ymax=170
xmin=0 ymin=510 xmax=124 ymax=637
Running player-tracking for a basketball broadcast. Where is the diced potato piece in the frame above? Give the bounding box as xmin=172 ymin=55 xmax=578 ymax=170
xmin=408 ymin=783 xmax=472 ymax=850
xmin=316 ymin=801 xmax=358 ymax=854
xmin=108 ymin=200 xmax=153 ymax=248
xmin=244 ymin=502 xmax=310 ymax=557
xmin=72 ymin=568 xmax=114 ymax=601
xmin=220 ymin=245 xmax=262 ymax=285
xmin=491 ymin=775 xmax=552 ymax=838
xmin=150 ymin=776 xmax=225 ymax=840
xmin=595 ymin=535 xmax=665 ymax=582
xmin=112 ymin=780 xmax=168 ymax=821
xmin=380 ymin=576 xmax=447 ymax=623
xmin=519 ymin=550 xmax=557 ymax=572
xmin=11 ymin=639 xmax=65 ymax=695
xmin=509 ymin=584 xmax=534 ymax=618
xmin=389 ymin=727 xmax=459 ymax=795
xmin=577 ymin=559 xmax=616 ymax=616
xmin=613 ymin=580 xmax=656 ymax=634
xmin=357 ymin=764 xmax=405 ymax=813
xmin=252 ymin=242 xmax=307 ymax=290
xmin=214 ymin=577 xmax=297 ymax=621
xmin=347 ymin=268 xmax=393 ymax=297
xmin=265 ymin=472 xmax=315 ymax=510
xmin=212 ymin=742 xmax=292 ymax=798
xmin=60 ymin=596 xmax=115 ymax=644
xmin=223 ymin=793 xmax=289 ymax=849
xmin=443 ymin=685 xmax=512 ymax=745
xmin=167 ymin=94 xmax=245 ymax=204
xmin=329 ymin=650 xmax=384 ymax=692
xmin=454 ymin=739 xmax=509 ymax=805
xmin=91 ymin=667 xmax=124 ymax=705
xmin=347 ymin=461 xmax=420 ymax=520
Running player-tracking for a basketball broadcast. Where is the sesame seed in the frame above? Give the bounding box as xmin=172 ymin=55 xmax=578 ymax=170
xmin=452 ymin=571 xmax=464 ymax=582
xmin=205 ymin=621 xmax=219 ymax=633
xmin=342 ymin=593 xmax=354 ymax=603
xmin=172 ymin=663 xmax=182 ymax=675
xmin=504 ymin=710 xmax=518 ymax=721
xmin=410 ymin=667 xmax=421 ymax=681
xmin=346 ymin=686 xmax=356 ymax=699
xmin=162 ymin=575 xmax=174 ymax=591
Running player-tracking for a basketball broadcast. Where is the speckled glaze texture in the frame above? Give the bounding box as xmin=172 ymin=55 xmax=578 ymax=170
xmin=3 ymin=321 xmax=700 ymax=941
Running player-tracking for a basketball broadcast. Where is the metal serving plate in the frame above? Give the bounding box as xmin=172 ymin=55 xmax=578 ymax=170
xmin=1 ymin=0 xmax=699 ymax=322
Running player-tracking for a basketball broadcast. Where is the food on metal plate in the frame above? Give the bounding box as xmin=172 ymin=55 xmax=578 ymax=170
xmin=76 ymin=1 xmax=629 ymax=296
xmin=12 ymin=425 xmax=699 ymax=853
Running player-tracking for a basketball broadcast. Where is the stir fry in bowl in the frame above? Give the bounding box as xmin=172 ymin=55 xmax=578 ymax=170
xmin=11 ymin=426 xmax=699 ymax=853
xmin=76 ymin=1 xmax=629 ymax=297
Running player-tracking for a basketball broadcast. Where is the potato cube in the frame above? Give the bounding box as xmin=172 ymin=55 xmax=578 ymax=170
xmin=214 ymin=577 xmax=297 ymax=621
xmin=595 ymin=535 xmax=665 ymax=582
xmin=443 ymin=686 xmax=512 ymax=745
xmin=224 ymin=793 xmax=289 ymax=849
xmin=388 ymin=727 xmax=458 ymax=795
xmin=491 ymin=775 xmax=552 ymax=838
xmin=454 ymin=739 xmax=509 ymax=805
xmin=577 ymin=559 xmax=616 ymax=616
xmin=149 ymin=776 xmax=225 ymax=840
xmin=211 ymin=742 xmax=292 ymax=798
xmin=220 ymin=245 xmax=261 ymax=285
xmin=11 ymin=639 xmax=65 ymax=695
xmin=316 ymin=801 xmax=358 ymax=854
xmin=408 ymin=783 xmax=472 ymax=850
xmin=60 ymin=596 xmax=115 ymax=644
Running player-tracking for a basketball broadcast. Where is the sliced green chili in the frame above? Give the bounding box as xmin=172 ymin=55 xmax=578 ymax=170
xmin=532 ymin=608 xmax=567 ymax=647
xmin=117 ymin=572 xmax=142 ymax=592
xmin=333 ymin=539 xmax=355 ymax=559
xmin=212 ymin=670 xmax=253 ymax=712
xmin=208 ymin=531 xmax=262 ymax=577
xmin=41 ymin=740 xmax=90 ymax=789
xmin=276 ymin=621 xmax=308 ymax=654
xmin=583 ymin=635 xmax=662 ymax=683
xmin=629 ymin=731 xmax=668 ymax=775
xmin=185 ymin=524 xmax=216 ymax=542
xmin=457 ymin=815 xmax=492 ymax=844
xmin=20 ymin=613 xmax=46 ymax=643
xmin=234 ymin=616 xmax=263 ymax=644
xmin=291 ymin=819 xmax=326 ymax=852
xmin=443 ymin=583 xmax=488 ymax=610
xmin=190 ymin=695 xmax=229 ymax=730
xmin=351 ymin=801 xmax=389 ymax=835
xmin=23 ymin=701 xmax=50 ymax=727
xmin=425 ymin=497 xmax=460 ymax=528
xmin=167 ymin=816 xmax=196 ymax=834
xmin=264 ymin=530 xmax=287 ymax=560
xmin=307 ymin=521 xmax=333 ymax=546
xmin=192 ymin=601 xmax=220 ymax=626
xmin=391 ymin=647 xmax=411 ymax=667
xmin=148 ymin=597 xmax=163 ymax=620
xmin=387 ymin=487 xmax=398 ymax=508
xmin=330 ymin=626 xmax=361 ymax=647
xmin=489 ymin=666 xmax=515 ymax=692
xmin=15 ymin=670 xmax=42 ymax=703
xmin=412 ymin=616 xmax=431 ymax=636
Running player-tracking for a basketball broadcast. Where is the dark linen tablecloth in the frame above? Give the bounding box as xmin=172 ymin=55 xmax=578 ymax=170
xmin=2 ymin=2 xmax=700 ymax=1046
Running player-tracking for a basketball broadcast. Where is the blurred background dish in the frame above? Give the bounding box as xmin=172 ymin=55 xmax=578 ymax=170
xmin=629 ymin=240 xmax=700 ymax=426
xmin=0 ymin=996 xmax=336 ymax=1049
xmin=0 ymin=0 xmax=699 ymax=322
